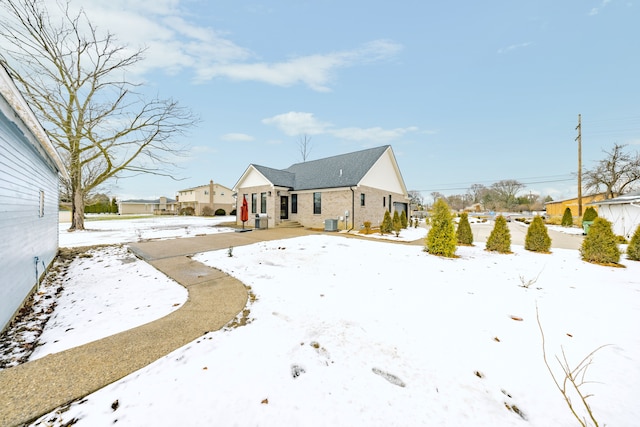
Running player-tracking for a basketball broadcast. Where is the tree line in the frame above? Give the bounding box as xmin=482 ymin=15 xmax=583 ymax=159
xmin=409 ymin=143 xmax=640 ymax=213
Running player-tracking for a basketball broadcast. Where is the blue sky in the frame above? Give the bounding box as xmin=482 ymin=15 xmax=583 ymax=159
xmin=73 ymin=0 xmax=639 ymax=201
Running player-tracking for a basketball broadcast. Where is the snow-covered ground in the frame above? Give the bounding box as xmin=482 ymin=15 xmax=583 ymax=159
xmin=3 ymin=216 xmax=639 ymax=426
xmin=59 ymin=214 xmax=237 ymax=247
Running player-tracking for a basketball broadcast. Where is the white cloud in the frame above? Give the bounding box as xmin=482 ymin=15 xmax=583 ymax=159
xmin=262 ymin=111 xmax=418 ymax=143
xmin=66 ymin=2 xmax=401 ymax=91
xmin=195 ymin=40 xmax=402 ymax=91
xmin=262 ymin=112 xmax=332 ymax=136
xmin=221 ymin=133 xmax=255 ymax=142
xmin=589 ymin=0 xmax=613 ymax=15
xmin=497 ymin=42 xmax=532 ymax=54
xmin=331 ymin=126 xmax=419 ymax=144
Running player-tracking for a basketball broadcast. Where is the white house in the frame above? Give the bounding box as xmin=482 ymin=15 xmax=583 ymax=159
xmin=234 ymin=145 xmax=409 ymax=230
xmin=0 ymin=65 xmax=68 ymax=332
xmin=590 ymin=190 xmax=640 ymax=239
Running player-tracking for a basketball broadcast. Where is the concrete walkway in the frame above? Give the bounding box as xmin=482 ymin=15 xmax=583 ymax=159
xmin=0 ymin=223 xmax=581 ymax=426
xmin=0 ymin=227 xmax=315 ymax=427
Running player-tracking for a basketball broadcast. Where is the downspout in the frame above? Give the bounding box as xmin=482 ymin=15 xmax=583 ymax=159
xmin=349 ymin=187 xmax=355 ymax=231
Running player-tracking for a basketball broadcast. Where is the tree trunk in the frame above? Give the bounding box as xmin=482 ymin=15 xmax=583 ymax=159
xmin=70 ymin=186 xmax=85 ymax=230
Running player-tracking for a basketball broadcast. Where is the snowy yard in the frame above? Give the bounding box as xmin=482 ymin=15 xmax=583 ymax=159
xmin=3 ymin=216 xmax=639 ymax=426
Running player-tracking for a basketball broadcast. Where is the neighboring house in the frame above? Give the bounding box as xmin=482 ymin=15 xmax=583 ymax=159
xmin=117 ymin=197 xmax=178 ymax=215
xmin=176 ymin=180 xmax=235 ymax=215
xmin=234 ymin=145 xmax=410 ymax=230
xmin=0 ymin=65 xmax=68 ymax=332
xmin=544 ymin=193 xmax=607 ymax=217
xmin=589 ymin=190 xmax=640 ymax=239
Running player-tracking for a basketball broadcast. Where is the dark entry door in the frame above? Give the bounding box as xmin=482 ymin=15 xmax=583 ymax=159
xmin=280 ymin=196 xmax=289 ymax=219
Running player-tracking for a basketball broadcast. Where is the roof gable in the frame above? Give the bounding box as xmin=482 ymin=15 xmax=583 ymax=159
xmin=285 ymin=145 xmax=390 ymax=190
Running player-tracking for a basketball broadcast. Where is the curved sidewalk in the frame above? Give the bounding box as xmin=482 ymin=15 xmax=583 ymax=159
xmin=0 ymin=227 xmax=314 ymax=427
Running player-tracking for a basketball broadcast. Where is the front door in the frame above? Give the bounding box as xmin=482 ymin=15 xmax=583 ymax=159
xmin=280 ymin=196 xmax=289 ymax=219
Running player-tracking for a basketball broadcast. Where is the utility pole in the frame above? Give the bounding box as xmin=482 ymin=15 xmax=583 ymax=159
xmin=575 ymin=114 xmax=583 ymax=216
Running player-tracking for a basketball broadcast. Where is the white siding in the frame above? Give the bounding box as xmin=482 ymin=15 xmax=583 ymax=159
xmin=0 ymin=104 xmax=60 ymax=332
xmin=359 ymin=149 xmax=406 ymax=194
xmin=599 ymin=204 xmax=640 ymax=239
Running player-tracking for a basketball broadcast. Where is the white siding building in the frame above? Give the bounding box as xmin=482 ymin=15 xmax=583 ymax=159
xmin=0 ymin=66 xmax=68 ymax=332
xmin=591 ymin=190 xmax=640 ymax=239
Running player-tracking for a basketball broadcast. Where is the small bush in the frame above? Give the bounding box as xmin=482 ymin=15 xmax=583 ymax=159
xmin=561 ymin=207 xmax=573 ymax=227
xmin=215 ymin=208 xmax=226 ymax=216
xmin=201 ymin=206 xmax=214 ymax=216
xmin=400 ymin=210 xmax=408 ymax=229
xmin=413 ymin=218 xmax=419 ymax=228
xmin=582 ymin=206 xmax=598 ymax=222
xmin=230 ymin=209 xmax=237 ymax=215
xmin=627 ymin=224 xmax=640 ymax=261
xmin=363 ymin=221 xmax=372 ymax=235
xmin=580 ymin=217 xmax=621 ymax=265
xmin=392 ymin=210 xmax=402 ymax=237
xmin=525 ymin=216 xmax=552 ymax=253
xmin=179 ymin=207 xmax=195 ymax=216
xmin=381 ymin=211 xmax=392 ymax=234
xmin=425 ymin=199 xmax=457 ymax=257
xmin=456 ymin=212 xmax=474 ymax=246
xmin=486 ymin=215 xmax=512 ymax=253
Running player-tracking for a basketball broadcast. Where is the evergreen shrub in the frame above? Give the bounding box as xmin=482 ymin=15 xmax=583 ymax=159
xmin=425 ymin=199 xmax=457 ymax=257
xmin=392 ymin=210 xmax=402 ymax=237
xmin=561 ymin=207 xmax=573 ymax=227
xmin=525 ymin=216 xmax=551 ymax=253
xmin=627 ymin=224 xmax=640 ymax=261
xmin=582 ymin=207 xmax=598 ymax=222
xmin=400 ymin=210 xmax=408 ymax=229
xmin=381 ymin=211 xmax=392 ymax=234
xmin=580 ymin=217 xmax=621 ymax=265
xmin=486 ymin=215 xmax=512 ymax=253
xmin=456 ymin=212 xmax=474 ymax=245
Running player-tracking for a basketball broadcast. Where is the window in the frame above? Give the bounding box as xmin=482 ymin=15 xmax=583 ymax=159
xmin=383 ymin=197 xmax=386 ymax=207
xmin=39 ymin=190 xmax=45 ymax=217
xmin=251 ymin=193 xmax=257 ymax=214
xmin=313 ymin=192 xmax=321 ymax=214
xmin=291 ymin=194 xmax=298 ymax=214
xmin=360 ymin=193 xmax=365 ymax=207
xmin=260 ymin=192 xmax=267 ymax=213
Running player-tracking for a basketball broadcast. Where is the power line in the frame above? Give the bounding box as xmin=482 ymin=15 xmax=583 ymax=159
xmin=412 ymin=174 xmax=575 ymax=193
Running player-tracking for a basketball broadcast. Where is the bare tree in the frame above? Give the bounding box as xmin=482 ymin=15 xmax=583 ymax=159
xmin=468 ymin=183 xmax=488 ymax=204
xmin=430 ymin=191 xmax=444 ymax=206
xmin=407 ymin=190 xmax=424 ymax=209
xmin=0 ymin=0 xmax=198 ymax=230
xmin=491 ymin=179 xmax=524 ymax=211
xmin=583 ymin=143 xmax=640 ymax=199
xmin=298 ymin=133 xmax=313 ymax=162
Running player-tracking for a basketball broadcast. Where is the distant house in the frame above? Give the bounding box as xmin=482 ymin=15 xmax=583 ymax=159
xmin=544 ymin=193 xmax=607 ymax=217
xmin=233 ymin=145 xmax=409 ymax=230
xmin=0 ymin=65 xmax=68 ymax=332
xmin=118 ymin=197 xmax=178 ymax=215
xmin=176 ymin=180 xmax=235 ymax=216
xmin=589 ymin=190 xmax=640 ymax=239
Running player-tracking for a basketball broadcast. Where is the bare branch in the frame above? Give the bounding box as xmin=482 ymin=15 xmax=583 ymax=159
xmin=0 ymin=0 xmax=198 ymax=230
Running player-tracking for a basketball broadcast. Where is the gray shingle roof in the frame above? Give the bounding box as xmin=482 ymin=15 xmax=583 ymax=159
xmin=253 ymin=145 xmax=390 ymax=191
